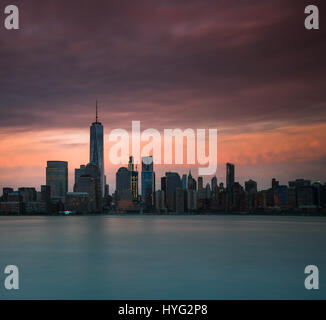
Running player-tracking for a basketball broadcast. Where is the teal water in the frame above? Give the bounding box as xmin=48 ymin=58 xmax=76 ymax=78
xmin=0 ymin=215 xmax=325 ymax=299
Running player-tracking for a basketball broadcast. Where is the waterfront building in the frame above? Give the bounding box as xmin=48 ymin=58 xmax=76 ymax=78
xmin=90 ymin=101 xmax=104 ymax=196
xmin=46 ymin=161 xmax=68 ymax=201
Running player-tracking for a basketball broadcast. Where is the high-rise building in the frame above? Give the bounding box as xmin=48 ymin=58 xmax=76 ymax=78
xmin=211 ymin=176 xmax=218 ymax=192
xmin=175 ymin=188 xmax=185 ymax=213
xmin=46 ymin=161 xmax=68 ymax=201
xmin=205 ymin=183 xmax=211 ymax=199
xmin=245 ymin=179 xmax=257 ymax=194
xmin=116 ymin=167 xmax=131 ymax=194
xmin=226 ymin=163 xmax=235 ymax=191
xmin=272 ymin=178 xmax=279 ymax=189
xmin=187 ymin=171 xmax=196 ymax=190
xmin=226 ymin=163 xmax=235 ymax=208
xmin=128 ymin=156 xmax=134 ymax=172
xmin=141 ymin=156 xmax=155 ymax=208
xmin=75 ymin=162 xmax=102 ymax=211
xmin=161 ymin=176 xmax=167 ymax=204
xmin=155 ymin=190 xmax=166 ymax=212
xmin=166 ymin=172 xmax=181 ymax=210
xmin=182 ymin=174 xmax=187 ymax=190
xmin=289 ymin=179 xmax=311 ymax=188
xmin=41 ymin=185 xmax=51 ymax=204
xmin=18 ymin=187 xmax=37 ymax=203
xmin=1 ymin=188 xmax=13 ymax=201
xmin=74 ymin=165 xmax=86 ymax=189
xmin=128 ymin=156 xmax=139 ymax=202
xmin=198 ymin=176 xmax=203 ymax=191
xmin=90 ymin=101 xmax=104 ymax=196
xmin=104 ymin=184 xmax=109 ymax=198
xmin=187 ymin=189 xmax=197 ymax=211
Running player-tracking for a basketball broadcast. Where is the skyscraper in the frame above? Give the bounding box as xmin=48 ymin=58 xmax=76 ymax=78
xmin=226 ymin=163 xmax=235 ymax=191
xmin=75 ymin=165 xmax=86 ymax=188
xmin=187 ymin=171 xmax=196 ymax=190
xmin=211 ymin=176 xmax=218 ymax=192
xmin=226 ymin=163 xmax=235 ymax=208
xmin=198 ymin=176 xmax=203 ymax=191
xmin=141 ymin=156 xmax=155 ymax=208
xmin=75 ymin=162 xmax=102 ymax=211
xmin=129 ymin=156 xmax=139 ymax=202
xmin=116 ymin=167 xmax=131 ymax=194
xmin=245 ymin=179 xmax=257 ymax=194
xmin=90 ymin=101 xmax=104 ymax=196
xmin=166 ymin=172 xmax=181 ymax=210
xmin=182 ymin=174 xmax=187 ymax=190
xmin=46 ymin=161 xmax=68 ymax=201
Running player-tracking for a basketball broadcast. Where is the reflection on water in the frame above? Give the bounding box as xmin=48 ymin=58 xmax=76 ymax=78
xmin=0 ymin=215 xmax=325 ymax=299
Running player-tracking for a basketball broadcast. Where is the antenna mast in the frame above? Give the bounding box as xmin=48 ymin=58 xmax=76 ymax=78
xmin=96 ymin=99 xmax=98 ymax=123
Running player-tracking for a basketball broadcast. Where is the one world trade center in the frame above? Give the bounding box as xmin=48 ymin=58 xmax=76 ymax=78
xmin=90 ymin=100 xmax=104 ymax=196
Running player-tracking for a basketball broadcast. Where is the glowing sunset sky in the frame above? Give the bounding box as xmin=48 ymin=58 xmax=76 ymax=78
xmin=0 ymin=0 xmax=326 ymax=192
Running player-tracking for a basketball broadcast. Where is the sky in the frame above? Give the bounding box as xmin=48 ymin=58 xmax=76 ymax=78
xmin=0 ymin=0 xmax=326 ymax=192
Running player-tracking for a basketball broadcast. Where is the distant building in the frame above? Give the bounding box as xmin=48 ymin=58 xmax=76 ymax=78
xmin=74 ymin=165 xmax=86 ymax=190
xmin=245 ymin=179 xmax=257 ymax=194
xmin=289 ymin=179 xmax=311 ymax=188
xmin=129 ymin=156 xmax=139 ymax=202
xmin=0 ymin=201 xmax=22 ymax=215
xmin=104 ymin=184 xmax=109 ymax=198
xmin=66 ymin=192 xmax=90 ymax=213
xmin=141 ymin=156 xmax=155 ymax=208
xmin=198 ymin=177 xmax=203 ymax=191
xmin=205 ymin=183 xmax=211 ymax=199
xmin=187 ymin=171 xmax=196 ymax=190
xmin=226 ymin=163 xmax=235 ymax=208
xmin=41 ymin=185 xmax=51 ymax=203
xmin=175 ymin=188 xmax=185 ymax=213
xmin=272 ymin=178 xmax=279 ymax=189
xmin=116 ymin=167 xmax=131 ymax=194
xmin=166 ymin=172 xmax=181 ymax=210
xmin=74 ymin=162 xmax=102 ymax=212
xmin=274 ymin=185 xmax=288 ymax=207
xmin=8 ymin=191 xmax=22 ymax=202
xmin=232 ymin=182 xmax=246 ymax=211
xmin=155 ymin=190 xmax=166 ymax=212
xmin=1 ymin=188 xmax=14 ymax=202
xmin=211 ymin=177 xmax=218 ymax=192
xmin=297 ymin=186 xmax=314 ymax=208
xmin=161 ymin=176 xmax=167 ymax=204
xmin=182 ymin=174 xmax=187 ymax=190
xmin=25 ymin=202 xmax=47 ymax=214
xmin=90 ymin=101 xmax=104 ymax=196
xmin=46 ymin=161 xmax=68 ymax=201
xmin=18 ymin=187 xmax=37 ymax=203
xmin=187 ymin=189 xmax=197 ymax=211
xmin=288 ymin=188 xmax=297 ymax=208
xmin=226 ymin=163 xmax=235 ymax=191
xmin=85 ymin=162 xmax=102 ymax=211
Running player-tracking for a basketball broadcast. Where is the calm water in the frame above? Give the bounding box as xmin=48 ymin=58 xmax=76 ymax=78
xmin=0 ymin=215 xmax=325 ymax=300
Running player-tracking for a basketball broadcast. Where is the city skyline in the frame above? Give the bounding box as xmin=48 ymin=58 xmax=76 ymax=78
xmin=1 ymin=1 xmax=326 ymax=192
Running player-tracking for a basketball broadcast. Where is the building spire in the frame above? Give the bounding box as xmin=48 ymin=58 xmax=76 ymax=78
xmin=96 ymin=99 xmax=98 ymax=123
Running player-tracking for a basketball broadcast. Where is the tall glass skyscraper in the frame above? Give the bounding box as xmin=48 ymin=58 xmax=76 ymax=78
xmin=46 ymin=161 xmax=68 ymax=201
xmin=90 ymin=101 xmax=104 ymax=196
xmin=226 ymin=162 xmax=235 ymax=191
xmin=141 ymin=156 xmax=155 ymax=208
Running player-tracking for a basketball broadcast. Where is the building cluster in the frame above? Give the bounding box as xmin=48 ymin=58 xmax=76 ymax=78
xmin=112 ymin=161 xmax=326 ymax=214
xmin=0 ymin=104 xmax=325 ymax=215
xmin=0 ymin=103 xmax=108 ymax=215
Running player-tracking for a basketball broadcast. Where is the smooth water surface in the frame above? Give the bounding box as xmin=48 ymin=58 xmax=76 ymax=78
xmin=0 ymin=215 xmax=325 ymax=299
